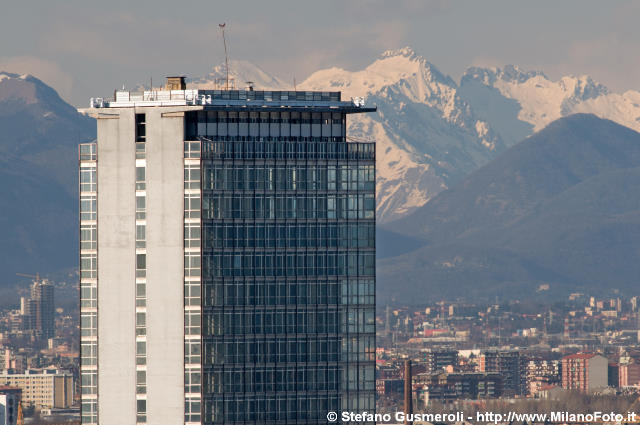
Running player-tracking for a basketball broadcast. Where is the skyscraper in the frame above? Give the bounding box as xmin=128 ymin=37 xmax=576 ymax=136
xmin=80 ymin=78 xmax=376 ymax=425
xmin=22 ymin=279 xmax=54 ymax=341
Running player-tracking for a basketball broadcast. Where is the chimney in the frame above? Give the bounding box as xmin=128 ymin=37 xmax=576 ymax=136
xmin=404 ymin=359 xmax=413 ymax=425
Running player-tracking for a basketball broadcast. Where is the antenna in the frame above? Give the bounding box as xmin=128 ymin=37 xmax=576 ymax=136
xmin=293 ymin=77 xmax=297 ymax=91
xmin=219 ymin=23 xmax=229 ymax=90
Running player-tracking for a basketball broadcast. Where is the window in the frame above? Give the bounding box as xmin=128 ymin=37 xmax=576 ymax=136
xmin=80 ymin=168 xmax=96 ymax=192
xmin=81 ymin=253 xmax=97 ymax=278
xmin=136 ymin=370 xmax=146 ymax=394
xmin=136 ymin=195 xmax=146 ymax=219
xmin=136 ymin=254 xmax=146 ymax=277
xmin=184 ymin=164 xmax=201 ymax=189
xmin=135 ymin=113 xmax=146 ymax=142
xmin=184 ymin=223 xmax=201 ymax=248
xmin=80 ymin=224 xmax=97 ymax=250
xmin=136 ymin=166 xmax=146 ymax=190
xmin=80 ymin=195 xmax=97 ymax=221
xmin=136 ymin=224 xmax=146 ymax=248
xmin=136 ymin=141 xmax=145 ymax=159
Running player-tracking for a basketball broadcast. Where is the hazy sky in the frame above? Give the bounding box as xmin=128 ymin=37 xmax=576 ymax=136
xmin=1 ymin=1 xmax=638 ymax=106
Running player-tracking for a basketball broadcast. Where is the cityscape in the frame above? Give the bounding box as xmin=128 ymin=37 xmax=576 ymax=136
xmin=2 ymin=2 xmax=640 ymax=425
xmin=6 ymin=279 xmax=640 ymax=423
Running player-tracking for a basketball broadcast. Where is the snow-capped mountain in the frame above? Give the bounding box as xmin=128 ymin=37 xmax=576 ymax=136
xmin=301 ymin=47 xmax=504 ymax=222
xmin=460 ymin=65 xmax=640 ymax=138
xmin=188 ymin=49 xmax=640 ymax=223
xmin=190 ymin=59 xmax=290 ymax=91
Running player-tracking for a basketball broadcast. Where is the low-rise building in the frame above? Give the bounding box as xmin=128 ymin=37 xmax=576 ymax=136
xmin=414 ymin=372 xmax=502 ymax=406
xmin=423 ymin=348 xmax=459 ymax=373
xmin=526 ymin=359 xmax=561 ymax=396
xmin=376 ymin=378 xmax=404 ymax=396
xmin=0 ymin=369 xmax=73 ymax=409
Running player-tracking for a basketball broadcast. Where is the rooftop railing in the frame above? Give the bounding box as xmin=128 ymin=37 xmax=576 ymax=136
xmin=89 ymin=89 xmax=358 ymax=109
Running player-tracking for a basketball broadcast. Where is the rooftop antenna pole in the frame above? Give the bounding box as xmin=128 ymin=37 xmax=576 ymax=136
xmin=293 ymin=77 xmax=297 ymax=91
xmin=219 ymin=23 xmax=229 ymax=90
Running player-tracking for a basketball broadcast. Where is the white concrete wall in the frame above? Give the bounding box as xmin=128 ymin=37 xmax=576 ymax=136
xmin=97 ymin=110 xmax=137 ymax=425
xmin=144 ymin=108 xmax=186 ymax=425
xmin=588 ymin=355 xmax=609 ymax=390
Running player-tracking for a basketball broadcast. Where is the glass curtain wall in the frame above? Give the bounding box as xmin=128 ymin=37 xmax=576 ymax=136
xmin=187 ymin=109 xmax=376 ymax=425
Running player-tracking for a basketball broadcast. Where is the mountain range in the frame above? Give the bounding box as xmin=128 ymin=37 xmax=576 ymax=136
xmin=197 ymin=48 xmax=640 ymax=222
xmin=379 ymin=114 xmax=640 ymax=303
xmin=2 ymin=49 xmax=640 ymax=302
xmin=0 ymin=72 xmax=94 ymax=289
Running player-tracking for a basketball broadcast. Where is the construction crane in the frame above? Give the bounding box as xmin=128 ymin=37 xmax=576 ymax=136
xmin=219 ymin=23 xmax=230 ymax=90
xmin=16 ymin=272 xmax=41 ymax=282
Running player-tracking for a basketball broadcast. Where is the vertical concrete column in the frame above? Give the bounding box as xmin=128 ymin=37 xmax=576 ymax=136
xmin=144 ymin=108 xmax=185 ymax=425
xmin=97 ymin=109 xmax=137 ymax=425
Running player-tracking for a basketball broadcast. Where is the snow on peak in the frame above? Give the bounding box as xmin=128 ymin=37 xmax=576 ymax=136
xmin=558 ymin=75 xmax=608 ymax=101
xmin=190 ymin=59 xmax=289 ymax=91
xmin=301 ymin=46 xmax=455 ymax=101
xmin=380 ymin=46 xmax=419 ymax=60
xmin=463 ymin=65 xmax=546 ymax=86
xmin=0 ymin=71 xmax=20 ymax=82
xmin=461 ymin=64 xmax=632 ymax=131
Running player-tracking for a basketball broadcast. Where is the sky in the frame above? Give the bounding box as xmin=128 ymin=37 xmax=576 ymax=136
xmin=1 ymin=0 xmax=638 ymax=106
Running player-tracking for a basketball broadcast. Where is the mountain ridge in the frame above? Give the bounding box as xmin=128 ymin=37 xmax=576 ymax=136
xmin=183 ymin=49 xmax=640 ymax=222
xmin=378 ymin=114 xmax=640 ymax=302
xmin=0 ymin=71 xmax=94 ymax=286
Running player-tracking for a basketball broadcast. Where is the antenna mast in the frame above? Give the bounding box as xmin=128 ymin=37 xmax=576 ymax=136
xmin=219 ymin=23 xmax=229 ymax=90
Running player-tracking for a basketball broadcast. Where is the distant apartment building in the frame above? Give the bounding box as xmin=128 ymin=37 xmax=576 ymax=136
xmin=479 ymin=350 xmax=525 ymax=395
xmin=424 ymin=348 xmax=458 ymax=373
xmin=526 ymin=359 xmax=561 ymax=396
xmin=561 ymin=353 xmax=608 ymax=392
xmin=414 ymin=372 xmax=502 ymax=406
xmin=0 ymin=350 xmax=25 ymax=374
xmin=619 ymin=362 xmax=640 ymax=387
xmin=0 ymin=386 xmax=21 ymax=425
xmin=0 ymin=350 xmax=8 ymax=372
xmin=375 ymin=378 xmax=404 ymax=396
xmin=21 ymin=279 xmax=54 ymax=340
xmin=0 ymin=370 xmax=73 ymax=409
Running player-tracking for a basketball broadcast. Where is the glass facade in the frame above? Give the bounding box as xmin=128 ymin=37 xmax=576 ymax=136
xmin=187 ymin=109 xmax=376 ymax=424
xmin=79 ymin=143 xmax=98 ymax=425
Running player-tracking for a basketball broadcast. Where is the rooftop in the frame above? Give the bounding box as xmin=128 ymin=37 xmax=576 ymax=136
xmin=88 ymin=88 xmax=374 ymax=113
xmin=563 ymin=353 xmax=602 ymax=360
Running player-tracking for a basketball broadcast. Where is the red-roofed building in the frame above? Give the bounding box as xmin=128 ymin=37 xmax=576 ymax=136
xmin=561 ymin=353 xmax=608 ymax=392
